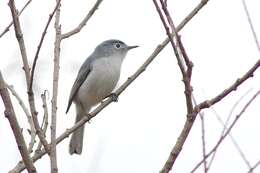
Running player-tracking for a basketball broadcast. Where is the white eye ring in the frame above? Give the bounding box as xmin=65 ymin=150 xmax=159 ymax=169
xmin=115 ymin=43 xmax=121 ymax=49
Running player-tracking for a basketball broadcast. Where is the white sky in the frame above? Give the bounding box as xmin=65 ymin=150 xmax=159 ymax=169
xmin=0 ymin=0 xmax=260 ymax=172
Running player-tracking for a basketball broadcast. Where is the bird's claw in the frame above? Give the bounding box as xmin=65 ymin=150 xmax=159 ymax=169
xmin=108 ymin=93 xmax=119 ymax=102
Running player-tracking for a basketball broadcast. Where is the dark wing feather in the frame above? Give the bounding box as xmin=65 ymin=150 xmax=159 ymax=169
xmin=66 ymin=58 xmax=93 ymax=113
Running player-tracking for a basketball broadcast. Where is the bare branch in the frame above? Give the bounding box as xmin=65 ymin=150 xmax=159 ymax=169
xmin=191 ymin=90 xmax=260 ymax=172
xmin=0 ymin=71 xmax=37 ymax=173
xmin=248 ymin=160 xmax=260 ymax=173
xmin=192 ymin=96 xmax=208 ymax=172
xmin=0 ymin=0 xmax=32 ymax=38
xmin=7 ymin=84 xmax=37 ymax=153
xmin=50 ymin=1 xmax=62 ymax=172
xmin=153 ymin=0 xmax=198 ymax=172
xmin=199 ymin=112 xmax=207 ymax=173
xmin=8 ymin=0 xmax=31 ymax=87
xmin=207 ymin=89 xmax=253 ymax=171
xmin=6 ymin=85 xmax=31 ymax=124
xmin=195 ymin=59 xmax=260 ymax=112
xmin=153 ymin=0 xmax=186 ymax=75
xmin=34 ymin=91 xmax=49 ymax=159
xmin=8 ymin=0 xmax=51 ymax=155
xmin=29 ymin=0 xmax=61 ymax=92
xmin=241 ymin=0 xmax=260 ymax=53
xmin=61 ymin=0 xmax=103 ymax=40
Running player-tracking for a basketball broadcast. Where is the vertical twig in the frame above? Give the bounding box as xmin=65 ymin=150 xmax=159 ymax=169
xmin=193 ymin=95 xmax=208 ymax=173
xmin=50 ymin=0 xmax=62 ymax=172
xmin=199 ymin=112 xmax=207 ymax=173
xmin=35 ymin=91 xmax=49 ymax=156
xmin=0 ymin=72 xmax=37 ymax=173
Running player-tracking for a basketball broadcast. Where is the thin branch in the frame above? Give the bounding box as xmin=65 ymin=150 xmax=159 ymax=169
xmin=0 ymin=71 xmax=37 ymax=173
xmin=153 ymin=0 xmax=197 ymax=172
xmin=191 ymin=90 xmax=260 ymax=173
xmin=241 ymin=0 xmax=260 ymax=53
xmin=8 ymin=0 xmax=51 ymax=155
xmin=29 ymin=0 xmax=61 ymax=92
xmin=199 ymin=112 xmax=207 ymax=173
xmin=192 ymin=96 xmax=208 ymax=173
xmin=195 ymin=59 xmax=260 ymax=112
xmin=8 ymin=0 xmax=31 ymax=88
xmin=7 ymin=84 xmax=37 ymax=153
xmin=41 ymin=90 xmax=49 ymax=135
xmin=61 ymin=0 xmax=103 ymax=40
xmin=248 ymin=160 xmax=260 ymax=173
xmin=6 ymin=85 xmax=32 ymax=125
xmin=207 ymin=89 xmax=253 ymax=171
xmin=153 ymin=0 xmax=186 ymax=75
xmin=34 ymin=91 xmax=49 ymax=158
xmin=10 ymin=0 xmax=210 ymax=171
xmin=0 ymin=0 xmax=32 ymax=38
xmin=50 ymin=0 xmax=62 ymax=172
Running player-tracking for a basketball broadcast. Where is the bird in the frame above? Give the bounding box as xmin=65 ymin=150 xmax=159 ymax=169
xmin=66 ymin=39 xmax=138 ymax=155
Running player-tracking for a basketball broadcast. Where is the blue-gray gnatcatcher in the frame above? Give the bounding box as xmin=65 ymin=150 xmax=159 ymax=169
xmin=66 ymin=39 xmax=138 ymax=155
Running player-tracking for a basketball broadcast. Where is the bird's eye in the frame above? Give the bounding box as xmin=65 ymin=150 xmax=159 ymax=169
xmin=115 ymin=43 xmax=121 ymax=49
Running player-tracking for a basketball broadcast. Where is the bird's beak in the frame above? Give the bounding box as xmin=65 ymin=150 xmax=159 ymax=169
xmin=127 ymin=45 xmax=139 ymax=50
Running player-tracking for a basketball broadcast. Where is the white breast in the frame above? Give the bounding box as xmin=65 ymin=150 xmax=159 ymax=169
xmin=77 ymin=55 xmax=123 ymax=109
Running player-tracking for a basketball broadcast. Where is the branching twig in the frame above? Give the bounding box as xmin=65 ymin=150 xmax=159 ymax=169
xmin=8 ymin=0 xmax=51 ymax=155
xmin=191 ymin=90 xmax=260 ymax=172
xmin=153 ymin=0 xmax=186 ymax=75
xmin=248 ymin=160 xmax=260 ymax=173
xmin=0 ymin=0 xmax=32 ymax=38
xmin=61 ymin=0 xmax=103 ymax=40
xmin=34 ymin=91 xmax=49 ymax=157
xmin=207 ymin=89 xmax=253 ymax=171
xmin=195 ymin=59 xmax=260 ymax=112
xmin=0 ymin=71 xmax=37 ymax=173
xmin=153 ymin=0 xmax=196 ymax=172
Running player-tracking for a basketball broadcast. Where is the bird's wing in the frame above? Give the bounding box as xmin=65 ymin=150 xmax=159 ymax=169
xmin=66 ymin=58 xmax=93 ymax=113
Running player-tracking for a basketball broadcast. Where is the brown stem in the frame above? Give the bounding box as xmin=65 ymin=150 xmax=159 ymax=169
xmin=0 ymin=72 xmax=37 ymax=173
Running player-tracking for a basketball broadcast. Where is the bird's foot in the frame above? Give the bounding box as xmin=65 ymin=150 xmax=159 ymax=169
xmin=106 ymin=93 xmax=119 ymax=102
xmin=84 ymin=113 xmax=92 ymax=123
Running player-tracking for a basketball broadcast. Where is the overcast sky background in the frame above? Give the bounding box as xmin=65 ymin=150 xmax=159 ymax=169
xmin=0 ymin=0 xmax=260 ymax=172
